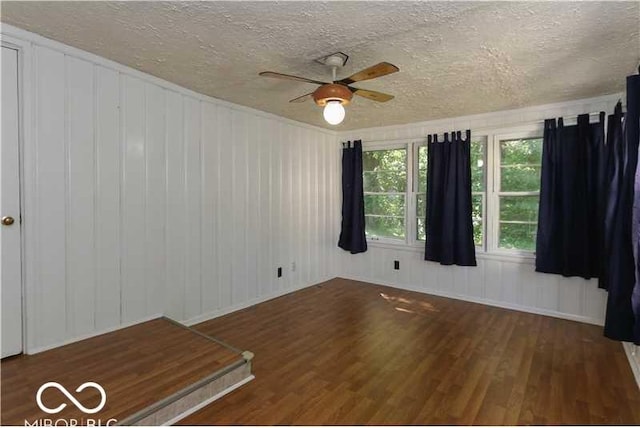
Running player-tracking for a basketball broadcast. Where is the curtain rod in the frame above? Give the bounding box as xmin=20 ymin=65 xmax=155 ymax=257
xmin=357 ymin=104 xmax=627 ymax=145
xmin=534 ymin=111 xmax=608 ymax=125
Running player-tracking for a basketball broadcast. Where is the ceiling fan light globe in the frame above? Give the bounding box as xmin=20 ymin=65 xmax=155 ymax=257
xmin=323 ymin=101 xmax=345 ymax=125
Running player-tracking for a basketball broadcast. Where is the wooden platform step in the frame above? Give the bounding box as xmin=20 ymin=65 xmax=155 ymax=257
xmin=1 ymin=317 xmax=254 ymax=426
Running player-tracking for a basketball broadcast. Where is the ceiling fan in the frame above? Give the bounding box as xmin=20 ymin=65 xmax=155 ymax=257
xmin=259 ymin=53 xmax=399 ymax=125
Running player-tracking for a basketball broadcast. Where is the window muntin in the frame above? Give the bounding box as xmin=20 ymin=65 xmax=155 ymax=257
xmin=363 ymin=148 xmax=407 ymax=240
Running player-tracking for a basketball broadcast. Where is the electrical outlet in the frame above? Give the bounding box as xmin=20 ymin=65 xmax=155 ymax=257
xmin=291 ymin=262 xmax=296 ymax=272
xmin=394 ymin=260 xmax=400 ymax=270
xmin=277 ymin=267 xmax=282 ymax=278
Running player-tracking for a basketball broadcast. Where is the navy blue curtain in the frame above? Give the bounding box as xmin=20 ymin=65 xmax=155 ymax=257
xmin=535 ymin=113 xmax=606 ymax=278
xmin=424 ymin=130 xmax=476 ymax=266
xmin=603 ymin=74 xmax=640 ymax=344
xmin=630 ymin=74 xmax=640 ymax=345
xmin=338 ymin=140 xmax=367 ymax=254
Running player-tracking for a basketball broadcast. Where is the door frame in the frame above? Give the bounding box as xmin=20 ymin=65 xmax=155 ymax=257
xmin=1 ymin=35 xmax=31 ymax=355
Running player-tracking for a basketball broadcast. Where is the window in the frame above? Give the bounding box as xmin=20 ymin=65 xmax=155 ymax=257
xmin=362 ymin=126 xmax=542 ymax=256
xmin=363 ymin=148 xmax=407 ymax=240
xmin=496 ymin=137 xmax=542 ymax=251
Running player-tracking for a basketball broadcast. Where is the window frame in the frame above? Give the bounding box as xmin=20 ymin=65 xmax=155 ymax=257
xmin=361 ymin=123 xmax=543 ymax=259
xmin=488 ymin=129 xmax=543 ymax=256
xmin=362 ymin=141 xmax=411 ymax=245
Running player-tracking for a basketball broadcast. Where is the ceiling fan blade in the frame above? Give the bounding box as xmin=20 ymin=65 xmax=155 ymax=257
xmin=289 ymin=92 xmax=314 ymax=103
xmin=259 ymin=71 xmax=327 ymax=86
xmin=339 ymin=62 xmax=399 ymax=85
xmin=351 ymin=88 xmax=395 ymax=102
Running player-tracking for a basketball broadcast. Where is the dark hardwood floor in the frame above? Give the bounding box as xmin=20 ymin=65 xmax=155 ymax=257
xmin=180 ymin=277 xmax=640 ymax=425
xmin=1 ymin=318 xmax=243 ymax=425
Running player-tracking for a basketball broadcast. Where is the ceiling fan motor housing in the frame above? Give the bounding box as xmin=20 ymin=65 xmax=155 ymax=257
xmin=313 ymin=83 xmax=353 ymax=106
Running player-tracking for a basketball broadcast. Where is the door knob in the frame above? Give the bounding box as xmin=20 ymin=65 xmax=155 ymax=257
xmin=1 ymin=216 xmax=15 ymax=226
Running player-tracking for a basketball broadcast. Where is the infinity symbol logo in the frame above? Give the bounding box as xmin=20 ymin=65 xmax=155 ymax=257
xmin=36 ymin=382 xmax=107 ymax=414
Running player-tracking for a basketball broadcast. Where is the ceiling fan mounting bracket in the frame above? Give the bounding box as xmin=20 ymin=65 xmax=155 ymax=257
xmin=314 ymin=52 xmax=349 ymax=68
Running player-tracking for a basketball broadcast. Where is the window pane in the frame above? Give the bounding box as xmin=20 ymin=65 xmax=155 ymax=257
xmin=363 ymin=171 xmax=407 ymax=193
xmin=366 ymin=216 xmax=405 ymax=240
xmin=499 ymin=223 xmax=537 ymax=251
xmin=501 ymin=165 xmax=542 ymax=192
xmin=500 ymin=138 xmax=543 ymax=165
xmin=471 ymin=141 xmax=486 ymax=192
xmin=499 ymin=196 xmax=538 ymax=222
xmin=472 ymin=194 xmax=483 ymax=246
xmin=365 ymin=194 xmax=405 ymax=217
xmin=416 ymin=193 xmax=426 ymax=241
xmin=417 ymin=218 xmax=426 ymax=242
xmin=417 ymin=146 xmax=428 ymax=193
xmin=499 ymin=138 xmax=542 ymax=192
xmin=499 ymin=195 xmax=538 ymax=250
xmin=363 ymin=149 xmax=407 ymax=192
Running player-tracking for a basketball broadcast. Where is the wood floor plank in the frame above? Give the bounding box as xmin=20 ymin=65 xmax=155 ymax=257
xmin=178 ymin=278 xmax=640 ymax=425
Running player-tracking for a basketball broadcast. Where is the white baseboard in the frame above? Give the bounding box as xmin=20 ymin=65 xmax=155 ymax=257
xmin=162 ymin=374 xmax=255 ymax=426
xmin=182 ymin=276 xmax=334 ymax=327
xmin=339 ymin=275 xmax=604 ymax=326
xmin=26 ymin=313 xmax=164 ymax=355
xmin=623 ymin=342 xmax=640 ymax=391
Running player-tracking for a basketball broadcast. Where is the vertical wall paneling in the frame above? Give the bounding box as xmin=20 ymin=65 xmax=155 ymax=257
xmin=121 ymin=75 xmax=147 ymax=323
xmin=272 ymin=122 xmax=283 ymax=293
xmin=164 ymin=90 xmax=186 ymax=321
xmin=94 ymin=65 xmax=121 ymax=331
xmin=311 ymin=133 xmax=320 ymax=282
xmin=247 ymin=115 xmax=259 ymax=302
xmin=257 ymin=117 xmax=269 ymax=297
xmin=183 ymin=96 xmax=202 ymax=320
xmin=144 ymin=83 xmax=166 ymax=316
xmin=291 ymin=127 xmax=301 ymax=288
xmin=66 ymin=55 xmax=95 ymax=337
xmin=286 ymin=125 xmax=295 ymax=290
xmin=34 ymin=46 xmax=67 ymax=347
xmin=216 ymin=106 xmax=233 ymax=309
xmin=231 ymin=111 xmax=247 ymax=304
xmin=200 ymin=102 xmax=218 ymax=314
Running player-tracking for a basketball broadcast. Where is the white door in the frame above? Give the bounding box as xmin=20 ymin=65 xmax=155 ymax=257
xmin=1 ymin=45 xmax=23 ymax=358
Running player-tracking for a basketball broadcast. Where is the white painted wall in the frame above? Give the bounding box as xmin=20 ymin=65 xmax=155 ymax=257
xmin=337 ymin=94 xmax=623 ymax=326
xmin=1 ymin=25 xmax=340 ymax=353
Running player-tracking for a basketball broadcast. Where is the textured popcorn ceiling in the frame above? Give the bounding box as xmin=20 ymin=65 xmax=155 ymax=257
xmin=2 ymin=1 xmax=639 ymax=130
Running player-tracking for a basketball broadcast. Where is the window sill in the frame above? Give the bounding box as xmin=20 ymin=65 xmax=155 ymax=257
xmin=365 ymin=240 xmax=535 ymax=264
